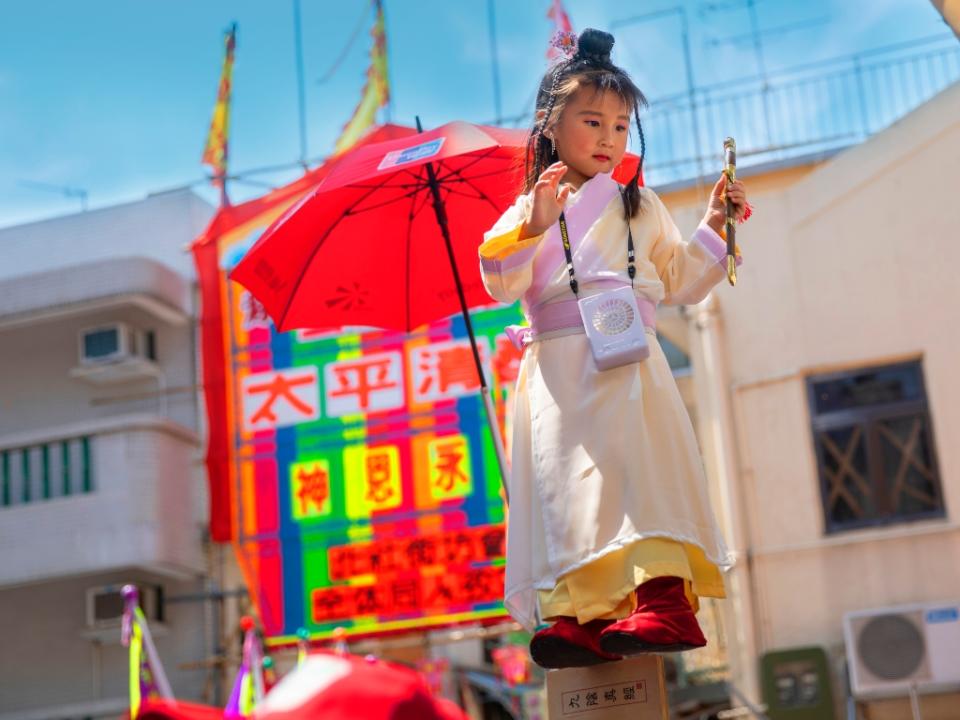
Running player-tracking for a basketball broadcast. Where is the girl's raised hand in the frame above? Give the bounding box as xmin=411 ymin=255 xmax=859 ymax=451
xmin=703 ymin=174 xmax=749 ymax=235
xmin=521 ymin=162 xmax=573 ymax=239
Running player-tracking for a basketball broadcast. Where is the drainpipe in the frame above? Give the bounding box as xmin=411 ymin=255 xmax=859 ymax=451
xmin=686 ymin=293 xmax=763 ymax=704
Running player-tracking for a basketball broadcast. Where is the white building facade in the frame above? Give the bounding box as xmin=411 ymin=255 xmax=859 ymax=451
xmin=662 ymin=81 xmax=960 ymax=719
xmin=0 ymin=190 xmax=220 ymax=719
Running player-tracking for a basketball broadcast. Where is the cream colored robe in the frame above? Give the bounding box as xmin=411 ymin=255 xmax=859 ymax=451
xmin=478 ymin=171 xmax=737 ymax=630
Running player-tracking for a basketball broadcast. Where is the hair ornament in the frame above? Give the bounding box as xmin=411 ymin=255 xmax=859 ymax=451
xmin=549 ymin=31 xmax=578 ymax=59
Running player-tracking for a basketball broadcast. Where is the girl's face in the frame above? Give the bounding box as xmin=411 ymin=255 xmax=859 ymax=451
xmin=550 ymin=86 xmax=631 ymax=189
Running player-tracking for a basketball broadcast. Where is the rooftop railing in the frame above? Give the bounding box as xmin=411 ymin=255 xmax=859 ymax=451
xmin=644 ymin=34 xmax=960 ymax=185
xmin=495 ymin=34 xmax=960 ymax=187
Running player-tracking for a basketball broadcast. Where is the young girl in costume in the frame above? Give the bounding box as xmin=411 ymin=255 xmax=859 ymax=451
xmin=479 ymin=28 xmax=750 ymax=669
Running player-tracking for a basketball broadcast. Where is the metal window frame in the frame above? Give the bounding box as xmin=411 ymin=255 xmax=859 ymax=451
xmin=806 ymin=360 xmax=945 ymax=534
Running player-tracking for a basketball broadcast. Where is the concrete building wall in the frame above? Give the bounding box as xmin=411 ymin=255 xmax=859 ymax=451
xmin=0 ymin=418 xmax=204 ymax=585
xmin=0 ymin=303 xmax=197 ymax=437
xmin=0 ymin=191 xmax=219 ymax=717
xmin=660 ymin=81 xmax=960 ymax=713
xmin=0 ymin=189 xmax=212 ymax=282
xmin=0 ymin=572 xmax=209 ymax=715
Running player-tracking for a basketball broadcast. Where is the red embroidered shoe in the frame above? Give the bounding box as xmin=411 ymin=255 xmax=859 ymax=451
xmin=598 ymin=576 xmax=707 ymax=656
xmin=529 ymin=617 xmax=622 ymax=669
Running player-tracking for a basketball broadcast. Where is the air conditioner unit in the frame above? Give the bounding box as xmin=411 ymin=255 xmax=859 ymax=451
xmin=79 ymin=322 xmax=155 ymax=365
xmin=85 ymin=583 xmax=164 ymax=629
xmin=72 ymin=323 xmax=158 ymax=385
xmin=843 ymin=601 xmax=960 ymax=699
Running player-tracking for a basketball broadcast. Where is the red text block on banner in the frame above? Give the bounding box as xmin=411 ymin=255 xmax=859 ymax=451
xmin=327 ymin=524 xmax=505 ymax=581
xmin=311 ymin=565 xmax=505 ymax=623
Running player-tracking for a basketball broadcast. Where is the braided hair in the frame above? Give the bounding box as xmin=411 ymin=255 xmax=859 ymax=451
xmin=523 ymin=28 xmax=648 ymax=218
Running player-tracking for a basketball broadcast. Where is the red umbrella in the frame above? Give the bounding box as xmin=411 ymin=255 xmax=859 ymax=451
xmin=231 ymin=120 xmax=641 ymax=494
xmin=254 ymin=652 xmax=468 ymax=720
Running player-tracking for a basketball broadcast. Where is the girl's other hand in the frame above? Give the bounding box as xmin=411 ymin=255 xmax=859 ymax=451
xmin=521 ymin=162 xmax=572 ymax=239
xmin=703 ymin=174 xmax=749 ymax=235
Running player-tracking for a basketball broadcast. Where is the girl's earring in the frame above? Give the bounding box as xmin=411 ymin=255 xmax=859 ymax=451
xmin=551 ymin=136 xmax=557 ymax=156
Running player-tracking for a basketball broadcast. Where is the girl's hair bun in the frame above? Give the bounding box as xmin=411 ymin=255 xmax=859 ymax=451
xmin=575 ymin=29 xmax=614 ymax=64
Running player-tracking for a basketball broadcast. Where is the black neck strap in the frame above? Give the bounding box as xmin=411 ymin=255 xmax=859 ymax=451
xmin=557 ymin=187 xmax=635 ymax=298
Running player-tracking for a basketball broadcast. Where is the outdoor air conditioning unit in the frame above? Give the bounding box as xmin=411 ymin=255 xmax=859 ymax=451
xmin=86 ymin=583 xmax=163 ymax=627
xmin=72 ymin=322 xmax=158 ymax=384
xmin=83 ymin=583 xmax=164 ymax=642
xmin=843 ymin=601 xmax=960 ymax=699
xmin=78 ymin=322 xmax=155 ymax=365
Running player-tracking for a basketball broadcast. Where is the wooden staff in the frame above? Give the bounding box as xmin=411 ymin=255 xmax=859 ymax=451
xmin=723 ymin=137 xmax=737 ymax=286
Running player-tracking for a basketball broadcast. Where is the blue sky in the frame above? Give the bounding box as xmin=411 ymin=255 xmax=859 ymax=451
xmin=0 ymin=0 xmax=950 ymax=228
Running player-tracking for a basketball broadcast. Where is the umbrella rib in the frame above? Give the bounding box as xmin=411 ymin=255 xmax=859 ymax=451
xmin=443 ymin=172 xmax=505 ymax=214
xmin=432 ymin=150 xmax=509 ymax=214
xmin=412 ymin=184 xmax=432 ymax=218
xmin=440 ymin=167 xmax=517 ymax=186
xmin=277 ymin=171 xmax=405 ymax=326
xmin=341 ymin=168 xmax=429 ymax=216
xmin=348 ymin=179 xmax=427 ymax=190
xmin=434 ymin=148 xmax=497 ymax=182
xmin=453 ymin=167 xmax=519 ymax=182
xmin=348 ymin=186 xmax=424 ymax=215
xmin=331 ymin=167 xmax=423 ymax=199
xmin=440 ymin=185 xmax=486 ymax=200
xmin=277 ymin=219 xmax=341 ymax=328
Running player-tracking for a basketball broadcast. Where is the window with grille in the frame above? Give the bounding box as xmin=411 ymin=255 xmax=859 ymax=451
xmin=0 ymin=436 xmax=94 ymax=508
xmin=807 ymin=361 xmax=944 ymax=534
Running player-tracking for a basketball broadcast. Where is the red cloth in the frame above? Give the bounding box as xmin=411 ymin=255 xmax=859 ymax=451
xmin=138 ymin=700 xmax=224 ymax=720
xmin=256 ymin=651 xmax=468 ymax=720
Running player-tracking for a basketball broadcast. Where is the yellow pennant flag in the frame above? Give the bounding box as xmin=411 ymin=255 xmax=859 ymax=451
xmin=202 ymin=23 xmax=237 ymax=192
xmin=333 ymin=0 xmax=390 ymax=155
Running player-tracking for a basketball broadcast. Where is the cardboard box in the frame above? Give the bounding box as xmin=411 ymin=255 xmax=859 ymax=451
xmin=546 ymin=655 xmax=668 ymax=719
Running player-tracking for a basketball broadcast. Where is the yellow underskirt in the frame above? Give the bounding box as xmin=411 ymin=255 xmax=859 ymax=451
xmin=538 ymin=538 xmax=726 ymax=624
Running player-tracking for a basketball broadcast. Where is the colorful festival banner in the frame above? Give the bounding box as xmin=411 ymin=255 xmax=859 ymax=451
xmin=192 ymin=126 xmax=520 ymax=643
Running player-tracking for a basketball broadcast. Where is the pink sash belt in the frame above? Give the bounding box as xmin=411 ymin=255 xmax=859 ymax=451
xmin=505 ymin=293 xmax=657 ymax=350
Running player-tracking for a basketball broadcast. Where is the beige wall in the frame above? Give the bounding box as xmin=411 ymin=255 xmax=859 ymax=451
xmin=661 ymin=81 xmax=960 ymax=707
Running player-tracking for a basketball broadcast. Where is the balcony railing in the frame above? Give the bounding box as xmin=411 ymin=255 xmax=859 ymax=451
xmin=643 ymin=34 xmax=960 ymax=185
xmin=0 ymin=415 xmax=204 ymax=586
xmin=0 ymin=435 xmax=93 ymax=508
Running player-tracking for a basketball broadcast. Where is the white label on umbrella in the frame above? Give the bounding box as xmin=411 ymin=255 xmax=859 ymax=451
xmin=377 ymin=137 xmax=445 ymax=170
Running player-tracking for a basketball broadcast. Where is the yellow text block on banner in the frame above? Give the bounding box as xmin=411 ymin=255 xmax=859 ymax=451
xmin=290 ymin=459 xmax=333 ymax=520
xmin=427 ymin=435 xmax=473 ymax=501
xmin=345 ymin=445 xmax=402 ymax=519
